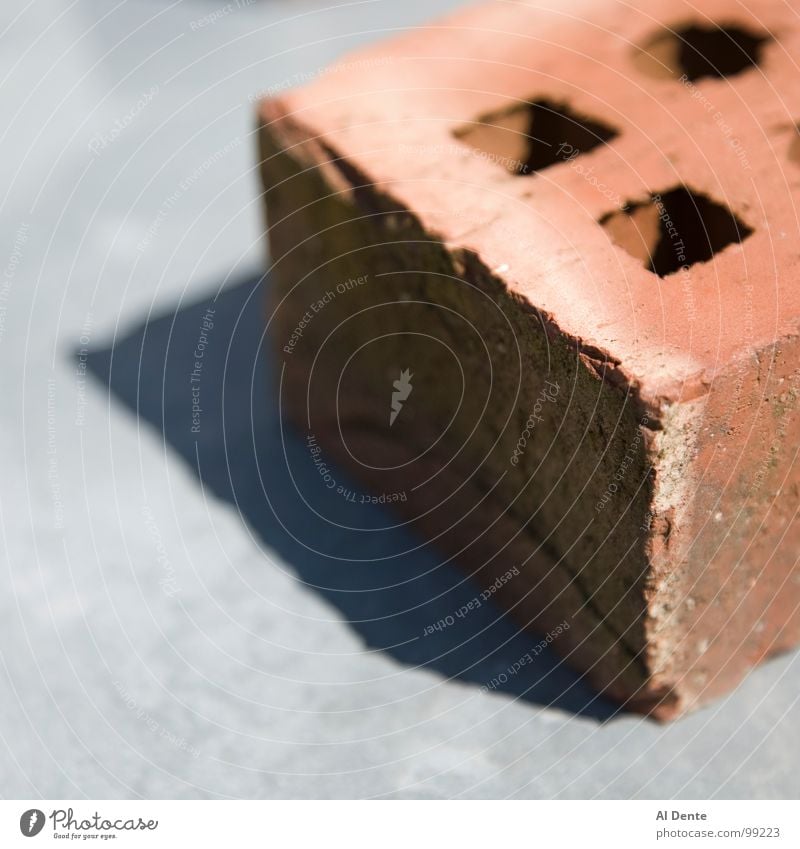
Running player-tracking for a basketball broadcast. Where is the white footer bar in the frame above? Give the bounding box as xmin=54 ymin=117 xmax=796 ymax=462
xmin=2 ymin=800 xmax=795 ymax=847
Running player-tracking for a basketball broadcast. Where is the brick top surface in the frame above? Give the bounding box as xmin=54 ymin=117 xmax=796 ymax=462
xmin=260 ymin=0 xmax=800 ymax=407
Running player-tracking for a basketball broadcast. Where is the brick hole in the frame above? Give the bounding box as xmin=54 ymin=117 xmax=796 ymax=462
xmin=453 ymin=99 xmax=618 ymax=176
xmin=633 ymin=24 xmax=769 ymax=82
xmin=600 ymin=188 xmax=753 ymax=277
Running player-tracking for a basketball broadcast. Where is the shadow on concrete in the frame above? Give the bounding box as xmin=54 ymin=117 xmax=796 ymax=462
xmin=83 ymin=272 xmax=620 ymax=722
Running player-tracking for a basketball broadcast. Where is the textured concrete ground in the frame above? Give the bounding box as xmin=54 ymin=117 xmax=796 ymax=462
xmin=0 ymin=0 xmax=797 ymax=799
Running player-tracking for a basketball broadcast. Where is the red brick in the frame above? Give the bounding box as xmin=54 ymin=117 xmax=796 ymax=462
xmin=257 ymin=0 xmax=800 ymax=718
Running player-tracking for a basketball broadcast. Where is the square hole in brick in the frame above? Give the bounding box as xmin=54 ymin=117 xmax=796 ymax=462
xmin=633 ymin=23 xmax=769 ymax=82
xmin=600 ymin=188 xmax=753 ymax=277
xmin=453 ymin=99 xmax=618 ymax=176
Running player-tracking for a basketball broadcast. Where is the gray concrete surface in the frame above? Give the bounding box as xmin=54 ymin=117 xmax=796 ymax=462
xmin=0 ymin=0 xmax=797 ymax=799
